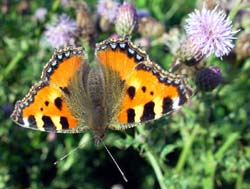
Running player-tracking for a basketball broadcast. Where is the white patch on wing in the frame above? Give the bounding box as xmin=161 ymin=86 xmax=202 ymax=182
xmin=172 ymin=97 xmax=180 ymax=110
xmin=22 ymin=118 xmax=30 ymax=127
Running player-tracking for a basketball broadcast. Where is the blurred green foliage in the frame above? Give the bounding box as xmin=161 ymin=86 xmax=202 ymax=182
xmin=0 ymin=1 xmax=250 ymax=189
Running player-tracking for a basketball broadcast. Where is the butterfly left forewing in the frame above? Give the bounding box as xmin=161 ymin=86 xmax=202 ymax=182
xmin=11 ymin=47 xmax=88 ymax=133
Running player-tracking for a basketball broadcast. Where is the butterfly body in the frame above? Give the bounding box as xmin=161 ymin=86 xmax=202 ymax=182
xmin=11 ymin=38 xmax=192 ymax=142
xmin=64 ymin=62 xmax=125 ymax=142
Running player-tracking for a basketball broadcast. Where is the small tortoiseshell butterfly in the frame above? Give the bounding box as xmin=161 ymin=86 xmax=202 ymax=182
xmin=11 ymin=38 xmax=192 ymax=144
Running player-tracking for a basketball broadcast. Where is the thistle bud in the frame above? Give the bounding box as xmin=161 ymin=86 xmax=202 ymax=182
xmin=34 ymin=8 xmax=47 ymax=22
xmin=177 ymin=37 xmax=204 ymax=66
xmin=134 ymin=37 xmax=150 ymax=50
xmin=97 ymin=0 xmax=119 ymax=31
xmin=115 ymin=2 xmax=138 ymax=36
xmin=17 ymin=0 xmax=30 ymax=15
xmin=138 ymin=16 xmax=165 ymax=38
xmin=195 ymin=67 xmax=222 ymax=91
xmin=235 ymin=31 xmax=250 ymax=59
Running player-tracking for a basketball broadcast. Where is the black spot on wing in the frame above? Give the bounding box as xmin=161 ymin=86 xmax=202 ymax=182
xmin=54 ymin=97 xmax=63 ymax=110
xmin=127 ymin=86 xmax=136 ymax=100
xmin=28 ymin=115 xmax=37 ymax=128
xmin=142 ymin=86 xmax=146 ymax=92
xmin=162 ymin=97 xmax=173 ymax=114
xmin=45 ymin=101 xmax=49 ymax=106
xmin=141 ymin=101 xmax=155 ymax=122
xmin=127 ymin=108 xmax=135 ymax=123
xmin=60 ymin=116 xmax=69 ymax=129
xmin=42 ymin=115 xmax=56 ymax=131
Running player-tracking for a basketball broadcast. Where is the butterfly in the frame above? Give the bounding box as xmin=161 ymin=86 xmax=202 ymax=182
xmin=11 ymin=37 xmax=193 ymax=144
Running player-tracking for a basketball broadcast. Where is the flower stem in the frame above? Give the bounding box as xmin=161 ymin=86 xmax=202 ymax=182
xmin=175 ymin=124 xmax=200 ymax=173
xmin=236 ymin=170 xmax=244 ymax=189
xmin=0 ymin=51 xmax=24 ymax=82
xmin=202 ymin=150 xmax=216 ymax=189
xmin=215 ymin=132 xmax=239 ymax=161
xmin=137 ymin=126 xmax=167 ymax=189
xmin=145 ymin=147 xmax=167 ymax=189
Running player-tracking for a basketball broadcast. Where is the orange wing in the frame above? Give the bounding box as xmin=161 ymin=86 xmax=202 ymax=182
xmin=11 ymin=47 xmax=86 ymax=132
xmin=116 ymin=63 xmax=193 ymax=127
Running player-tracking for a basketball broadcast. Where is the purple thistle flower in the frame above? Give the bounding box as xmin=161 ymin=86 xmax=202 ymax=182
xmin=195 ymin=66 xmax=222 ymax=91
xmin=97 ymin=0 xmax=120 ymax=23
xmin=109 ymin=33 xmax=120 ymax=39
xmin=34 ymin=7 xmax=47 ymax=22
xmin=1 ymin=103 xmax=13 ymax=116
xmin=44 ymin=14 xmax=79 ymax=48
xmin=185 ymin=6 xmax=238 ymax=58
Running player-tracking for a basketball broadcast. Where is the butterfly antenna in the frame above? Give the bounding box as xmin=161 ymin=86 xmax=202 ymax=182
xmin=101 ymin=140 xmax=128 ymax=182
xmin=53 ymin=139 xmax=88 ymax=165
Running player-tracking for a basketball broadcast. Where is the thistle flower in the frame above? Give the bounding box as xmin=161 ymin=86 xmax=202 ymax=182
xmin=138 ymin=16 xmax=165 ymax=38
xmin=97 ymin=0 xmax=120 ymax=23
xmin=34 ymin=7 xmax=47 ymax=22
xmin=1 ymin=103 xmax=13 ymax=116
xmin=74 ymin=1 xmax=95 ymax=44
xmin=185 ymin=6 xmax=238 ymax=59
xmin=195 ymin=66 xmax=222 ymax=91
xmin=115 ymin=2 xmax=138 ymax=36
xmin=44 ymin=14 xmax=79 ymax=48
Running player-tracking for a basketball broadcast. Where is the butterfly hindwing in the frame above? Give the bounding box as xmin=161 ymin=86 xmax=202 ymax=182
xmin=11 ymin=47 xmax=87 ymax=133
xmin=11 ymin=81 xmax=79 ymax=131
